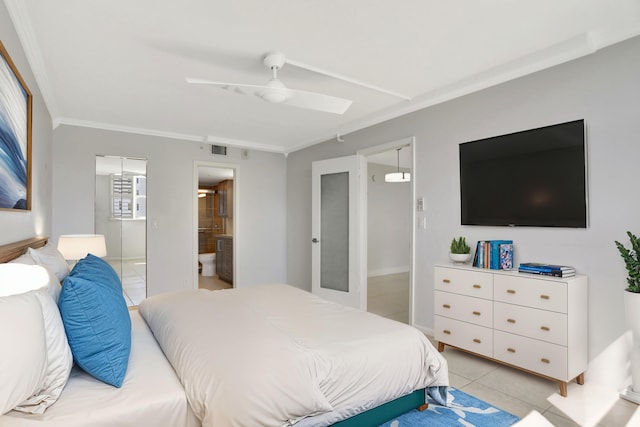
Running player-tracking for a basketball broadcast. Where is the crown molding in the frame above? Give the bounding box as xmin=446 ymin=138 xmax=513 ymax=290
xmin=285 ymin=26 xmax=640 ymax=154
xmin=4 ymin=0 xmax=59 ymax=119
xmin=55 ymin=117 xmax=286 ymax=153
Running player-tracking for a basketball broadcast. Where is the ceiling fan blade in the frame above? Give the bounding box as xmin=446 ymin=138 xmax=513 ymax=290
xmin=186 ymin=77 xmax=352 ymax=114
xmin=280 ymin=88 xmax=352 ymax=114
xmin=185 ymin=78 xmax=265 ymax=96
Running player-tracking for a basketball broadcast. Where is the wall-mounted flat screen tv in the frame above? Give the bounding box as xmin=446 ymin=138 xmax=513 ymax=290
xmin=459 ymin=119 xmax=587 ymax=228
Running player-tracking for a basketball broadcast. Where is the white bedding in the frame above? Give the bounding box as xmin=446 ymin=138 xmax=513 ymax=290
xmin=139 ymin=284 xmax=448 ymax=427
xmin=0 ymin=310 xmax=199 ymax=427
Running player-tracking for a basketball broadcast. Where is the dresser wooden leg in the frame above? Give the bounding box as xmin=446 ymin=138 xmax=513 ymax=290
xmin=559 ymin=382 xmax=568 ymax=397
xmin=437 ymin=342 xmax=445 ymax=352
xmin=577 ymin=373 xmax=585 ymax=385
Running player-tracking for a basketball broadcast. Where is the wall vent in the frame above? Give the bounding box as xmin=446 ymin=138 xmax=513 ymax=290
xmin=211 ymin=145 xmax=227 ymax=156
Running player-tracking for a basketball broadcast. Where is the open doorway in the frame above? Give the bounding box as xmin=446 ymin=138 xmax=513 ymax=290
xmin=195 ymin=164 xmax=235 ymax=290
xmin=360 ymin=139 xmax=414 ymax=324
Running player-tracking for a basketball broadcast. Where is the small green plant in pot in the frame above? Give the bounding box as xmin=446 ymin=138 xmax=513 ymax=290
xmin=449 ymin=237 xmax=471 ymax=263
xmin=615 ymin=231 xmax=640 ymax=293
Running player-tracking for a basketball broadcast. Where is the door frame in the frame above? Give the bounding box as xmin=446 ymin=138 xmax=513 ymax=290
xmin=192 ymin=160 xmax=238 ymax=289
xmin=357 ymin=136 xmax=416 ymax=325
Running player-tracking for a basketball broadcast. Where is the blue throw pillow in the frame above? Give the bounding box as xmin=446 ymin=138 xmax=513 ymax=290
xmin=59 ymin=254 xmax=131 ymax=387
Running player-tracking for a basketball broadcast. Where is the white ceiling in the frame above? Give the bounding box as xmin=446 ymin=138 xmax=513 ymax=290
xmin=6 ymin=0 xmax=640 ymax=154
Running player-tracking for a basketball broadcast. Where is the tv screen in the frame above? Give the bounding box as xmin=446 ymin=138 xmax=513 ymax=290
xmin=459 ymin=119 xmax=587 ymax=228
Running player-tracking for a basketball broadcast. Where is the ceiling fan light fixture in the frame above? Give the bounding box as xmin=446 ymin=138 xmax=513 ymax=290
xmin=258 ymin=78 xmax=289 ymax=103
xmin=385 ymin=147 xmax=411 ymax=183
xmin=385 ymin=172 xmax=410 ymax=183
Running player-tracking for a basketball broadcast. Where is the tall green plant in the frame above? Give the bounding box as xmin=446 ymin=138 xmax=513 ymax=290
xmin=615 ymin=231 xmax=640 ymax=293
xmin=450 ymin=237 xmax=470 ymax=254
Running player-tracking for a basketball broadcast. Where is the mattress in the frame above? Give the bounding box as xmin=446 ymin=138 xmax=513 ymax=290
xmin=139 ymin=284 xmax=448 ymax=427
xmin=0 ymin=310 xmax=199 ymax=427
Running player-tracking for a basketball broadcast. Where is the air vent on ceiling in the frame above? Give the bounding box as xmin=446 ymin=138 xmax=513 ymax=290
xmin=211 ymin=145 xmax=227 ymax=156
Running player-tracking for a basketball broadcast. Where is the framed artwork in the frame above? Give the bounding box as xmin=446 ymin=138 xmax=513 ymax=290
xmin=0 ymin=40 xmax=32 ymax=211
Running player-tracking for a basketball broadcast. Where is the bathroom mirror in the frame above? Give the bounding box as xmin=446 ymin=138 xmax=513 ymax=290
xmin=95 ymin=155 xmax=147 ymax=306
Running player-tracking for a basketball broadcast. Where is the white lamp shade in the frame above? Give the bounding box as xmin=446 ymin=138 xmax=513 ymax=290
xmin=57 ymin=234 xmax=107 ymax=260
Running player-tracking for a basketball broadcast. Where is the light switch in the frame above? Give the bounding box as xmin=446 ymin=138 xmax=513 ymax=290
xmin=417 ymin=197 xmax=425 ymax=212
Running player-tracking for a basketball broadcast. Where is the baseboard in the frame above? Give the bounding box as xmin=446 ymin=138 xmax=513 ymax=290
xmin=368 ymin=266 xmax=410 ymax=277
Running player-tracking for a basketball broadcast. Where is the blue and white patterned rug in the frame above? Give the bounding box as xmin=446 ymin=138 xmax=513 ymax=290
xmin=380 ymin=388 xmax=520 ymax=427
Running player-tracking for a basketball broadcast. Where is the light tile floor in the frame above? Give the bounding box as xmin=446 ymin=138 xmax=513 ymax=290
xmin=368 ymin=272 xmax=640 ymax=426
xmin=198 ymin=272 xmax=232 ymax=291
xmin=108 ymin=259 xmax=147 ymax=306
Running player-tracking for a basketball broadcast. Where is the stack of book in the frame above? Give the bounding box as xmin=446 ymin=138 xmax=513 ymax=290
xmin=473 ymin=240 xmax=513 ymax=270
xmin=518 ymin=263 xmax=576 ymax=278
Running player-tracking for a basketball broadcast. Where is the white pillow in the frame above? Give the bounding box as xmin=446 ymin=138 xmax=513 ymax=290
xmin=14 ymin=289 xmax=73 ymax=414
xmin=28 ymin=242 xmax=70 ymax=282
xmin=0 ymin=263 xmax=50 ymax=297
xmin=8 ymin=255 xmax=62 ymax=303
xmin=0 ymin=264 xmax=73 ymax=414
xmin=0 ymin=291 xmax=48 ymax=415
xmin=8 ymin=253 xmax=37 ymax=265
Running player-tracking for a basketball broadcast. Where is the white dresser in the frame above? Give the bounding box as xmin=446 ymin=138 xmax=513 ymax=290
xmin=434 ymin=264 xmax=587 ymax=396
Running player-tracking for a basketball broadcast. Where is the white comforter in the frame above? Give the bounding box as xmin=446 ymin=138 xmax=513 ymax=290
xmin=139 ymin=284 xmax=448 ymax=427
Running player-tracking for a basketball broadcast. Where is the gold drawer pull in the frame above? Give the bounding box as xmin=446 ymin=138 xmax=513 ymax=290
xmin=507 ymin=348 xmax=516 ymax=353
xmin=473 ymin=284 xmax=482 ymax=289
xmin=442 ymin=304 xmax=451 ymax=309
xmin=507 ymin=319 xmax=516 ymax=324
xmin=540 ymin=295 xmax=550 ymax=300
xmin=540 ymin=326 xmax=550 ymax=331
xmin=442 ymin=279 xmax=451 ymax=284
xmin=541 ymin=358 xmax=550 ymax=364
xmin=472 ymin=311 xmax=481 ymax=316
xmin=507 ymin=289 xmax=516 ymax=294
xmin=443 ymin=330 xmax=451 ymax=335
xmin=473 ymin=338 xmax=481 ymax=344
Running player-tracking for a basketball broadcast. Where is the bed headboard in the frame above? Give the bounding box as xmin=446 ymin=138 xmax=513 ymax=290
xmin=0 ymin=237 xmax=48 ymax=263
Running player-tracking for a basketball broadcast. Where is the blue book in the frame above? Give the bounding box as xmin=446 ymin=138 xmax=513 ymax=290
xmin=519 ymin=263 xmax=574 ymax=272
xmin=490 ymin=240 xmax=513 ymax=269
xmin=499 ymin=243 xmax=513 ymax=270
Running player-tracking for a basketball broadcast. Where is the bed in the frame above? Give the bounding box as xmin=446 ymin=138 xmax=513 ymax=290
xmin=0 ymin=236 xmax=449 ymax=427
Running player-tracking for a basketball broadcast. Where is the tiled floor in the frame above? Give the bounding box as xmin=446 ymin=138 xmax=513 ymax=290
xmin=109 ymin=259 xmax=147 ymax=306
xmin=198 ymin=272 xmax=232 ymax=291
xmin=367 ymin=272 xmax=410 ymax=323
xmin=368 ymin=272 xmax=640 ymax=426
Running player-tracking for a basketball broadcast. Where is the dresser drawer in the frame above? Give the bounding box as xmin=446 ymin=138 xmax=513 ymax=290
xmin=435 ymin=291 xmax=493 ymax=328
xmin=434 ymin=267 xmax=493 ymax=299
xmin=435 ymin=316 xmax=493 ymax=358
xmin=494 ymin=331 xmax=568 ymax=380
xmin=494 ymin=275 xmax=567 ymax=313
xmin=494 ymin=302 xmax=567 ymax=345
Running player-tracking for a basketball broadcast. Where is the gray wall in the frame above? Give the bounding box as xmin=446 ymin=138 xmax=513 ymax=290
xmin=367 ymin=162 xmax=410 ymax=276
xmin=0 ymin=1 xmax=53 ymax=244
xmin=52 ymin=125 xmax=287 ymax=296
xmin=286 ymin=36 xmax=640 ymax=388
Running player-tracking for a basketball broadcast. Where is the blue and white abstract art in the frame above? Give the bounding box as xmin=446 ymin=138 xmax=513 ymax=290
xmin=0 ymin=42 xmax=30 ymax=210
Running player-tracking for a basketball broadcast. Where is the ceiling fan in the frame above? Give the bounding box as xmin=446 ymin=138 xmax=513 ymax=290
xmin=186 ymin=52 xmax=353 ymax=115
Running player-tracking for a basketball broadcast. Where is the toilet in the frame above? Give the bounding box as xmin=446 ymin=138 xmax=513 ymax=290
xmin=198 ymin=253 xmax=216 ymax=276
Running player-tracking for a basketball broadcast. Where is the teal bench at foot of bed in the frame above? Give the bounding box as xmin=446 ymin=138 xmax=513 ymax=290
xmin=331 ymin=388 xmax=427 ymax=427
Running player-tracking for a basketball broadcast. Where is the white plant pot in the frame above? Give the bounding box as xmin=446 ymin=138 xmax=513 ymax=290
xmin=621 ymin=290 xmax=640 ymax=404
xmin=449 ymin=253 xmax=470 ymax=263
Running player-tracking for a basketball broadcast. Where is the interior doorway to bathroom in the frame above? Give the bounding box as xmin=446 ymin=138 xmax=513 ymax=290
xmin=195 ymin=163 xmax=235 ymax=290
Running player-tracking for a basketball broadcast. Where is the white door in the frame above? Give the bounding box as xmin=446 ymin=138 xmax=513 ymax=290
xmin=311 ymin=155 xmax=366 ymax=309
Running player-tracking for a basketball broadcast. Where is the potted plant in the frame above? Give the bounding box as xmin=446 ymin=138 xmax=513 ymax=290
xmin=615 ymin=231 xmax=640 ymax=403
xmin=449 ymin=237 xmax=471 ymax=263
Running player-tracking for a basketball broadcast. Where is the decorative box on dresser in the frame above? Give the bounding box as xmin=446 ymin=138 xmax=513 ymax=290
xmin=434 ymin=264 xmax=588 ymax=396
